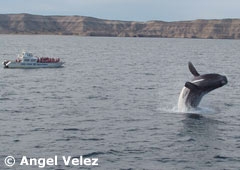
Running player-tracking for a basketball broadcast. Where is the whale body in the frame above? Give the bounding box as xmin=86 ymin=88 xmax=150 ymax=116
xmin=178 ymin=62 xmax=228 ymax=112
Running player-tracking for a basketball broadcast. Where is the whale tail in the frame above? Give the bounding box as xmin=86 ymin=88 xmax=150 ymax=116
xmin=188 ymin=62 xmax=200 ymax=77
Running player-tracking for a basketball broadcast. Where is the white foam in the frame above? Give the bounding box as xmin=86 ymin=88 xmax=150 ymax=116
xmin=158 ymin=105 xmax=217 ymax=115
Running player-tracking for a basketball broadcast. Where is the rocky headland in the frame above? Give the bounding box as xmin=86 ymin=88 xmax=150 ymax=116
xmin=1 ymin=13 xmax=240 ymax=39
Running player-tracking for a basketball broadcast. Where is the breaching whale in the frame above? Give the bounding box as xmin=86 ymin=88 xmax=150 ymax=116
xmin=178 ymin=62 xmax=228 ymax=112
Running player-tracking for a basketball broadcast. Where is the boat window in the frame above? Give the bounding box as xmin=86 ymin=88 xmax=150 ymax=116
xmin=31 ymin=59 xmax=36 ymax=62
xmin=24 ymin=59 xmax=30 ymax=62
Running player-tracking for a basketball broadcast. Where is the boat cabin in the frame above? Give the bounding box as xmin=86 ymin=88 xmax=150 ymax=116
xmin=18 ymin=51 xmax=38 ymax=62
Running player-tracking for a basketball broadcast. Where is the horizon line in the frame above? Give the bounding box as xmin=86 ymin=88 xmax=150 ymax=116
xmin=1 ymin=13 xmax=240 ymax=23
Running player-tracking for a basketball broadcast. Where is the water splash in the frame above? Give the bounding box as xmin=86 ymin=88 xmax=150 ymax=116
xmin=158 ymin=104 xmax=218 ymax=115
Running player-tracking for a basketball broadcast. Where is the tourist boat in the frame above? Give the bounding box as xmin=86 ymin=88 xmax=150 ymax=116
xmin=2 ymin=51 xmax=64 ymax=68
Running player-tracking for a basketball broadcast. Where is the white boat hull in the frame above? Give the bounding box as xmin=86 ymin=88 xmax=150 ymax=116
xmin=3 ymin=61 xmax=64 ymax=68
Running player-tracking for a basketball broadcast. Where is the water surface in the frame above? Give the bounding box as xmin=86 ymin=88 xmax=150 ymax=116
xmin=0 ymin=35 xmax=239 ymax=169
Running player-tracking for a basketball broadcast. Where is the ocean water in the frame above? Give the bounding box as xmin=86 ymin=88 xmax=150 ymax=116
xmin=0 ymin=35 xmax=240 ymax=170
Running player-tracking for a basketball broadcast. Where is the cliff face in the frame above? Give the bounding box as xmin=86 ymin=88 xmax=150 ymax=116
xmin=1 ymin=14 xmax=240 ymax=39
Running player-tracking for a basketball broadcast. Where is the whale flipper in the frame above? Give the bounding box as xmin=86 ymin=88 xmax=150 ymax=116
xmin=185 ymin=82 xmax=199 ymax=90
xmin=188 ymin=62 xmax=200 ymax=77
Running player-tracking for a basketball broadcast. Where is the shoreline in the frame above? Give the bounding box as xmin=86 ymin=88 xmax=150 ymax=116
xmin=0 ymin=14 xmax=240 ymax=39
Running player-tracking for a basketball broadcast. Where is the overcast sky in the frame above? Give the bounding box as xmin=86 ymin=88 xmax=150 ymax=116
xmin=0 ymin=0 xmax=239 ymax=21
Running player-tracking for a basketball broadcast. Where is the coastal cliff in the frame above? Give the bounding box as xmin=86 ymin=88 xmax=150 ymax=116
xmin=1 ymin=13 xmax=240 ymax=39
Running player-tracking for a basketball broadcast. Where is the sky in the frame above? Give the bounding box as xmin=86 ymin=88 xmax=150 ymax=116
xmin=0 ymin=0 xmax=240 ymax=21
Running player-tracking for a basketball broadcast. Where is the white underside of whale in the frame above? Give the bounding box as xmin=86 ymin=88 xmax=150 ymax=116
xmin=178 ymin=87 xmax=190 ymax=112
